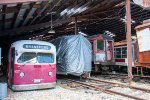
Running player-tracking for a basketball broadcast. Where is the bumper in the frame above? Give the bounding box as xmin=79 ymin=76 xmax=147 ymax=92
xmin=12 ymin=82 xmax=56 ymax=91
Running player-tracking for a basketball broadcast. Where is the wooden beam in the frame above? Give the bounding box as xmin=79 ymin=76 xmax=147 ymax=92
xmin=11 ymin=3 xmax=22 ymax=28
xmin=81 ymin=0 xmax=123 ymax=15
xmin=53 ymin=0 xmax=78 ymax=21
xmin=0 ymin=4 xmax=45 ymax=14
xmin=28 ymin=1 xmax=50 ymax=25
xmin=0 ymin=18 xmax=72 ymax=36
xmin=0 ymin=18 xmax=13 ymax=23
xmin=0 ymin=6 xmax=18 ymax=14
xmin=67 ymin=1 xmax=90 ymax=17
xmin=35 ymin=0 xmax=63 ymax=24
xmin=19 ymin=2 xmax=35 ymax=27
xmin=0 ymin=0 xmax=49 ymax=4
xmin=54 ymin=0 xmax=75 ymax=14
xmin=0 ymin=15 xmax=34 ymax=23
xmin=77 ymin=8 xmax=122 ymax=19
xmin=42 ymin=0 xmax=81 ymax=24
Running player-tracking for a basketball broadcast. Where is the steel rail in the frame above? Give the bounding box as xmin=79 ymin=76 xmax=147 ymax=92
xmin=100 ymin=74 xmax=150 ymax=78
xmin=87 ymin=77 xmax=150 ymax=93
xmin=67 ymin=79 xmax=145 ymax=100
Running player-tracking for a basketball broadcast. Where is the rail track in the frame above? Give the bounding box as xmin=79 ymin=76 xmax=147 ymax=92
xmin=64 ymin=77 xmax=150 ymax=100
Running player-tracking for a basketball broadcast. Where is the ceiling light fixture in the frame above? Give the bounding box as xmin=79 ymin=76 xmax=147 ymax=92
xmin=48 ymin=12 xmax=55 ymax=34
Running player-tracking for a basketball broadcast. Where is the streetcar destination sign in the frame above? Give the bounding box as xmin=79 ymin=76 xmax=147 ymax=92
xmin=23 ymin=44 xmax=51 ymax=50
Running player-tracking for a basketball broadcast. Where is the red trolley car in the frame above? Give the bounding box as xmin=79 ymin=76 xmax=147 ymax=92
xmin=89 ymin=34 xmax=114 ymax=72
xmin=114 ymin=40 xmax=136 ymax=67
xmin=8 ymin=40 xmax=56 ymax=91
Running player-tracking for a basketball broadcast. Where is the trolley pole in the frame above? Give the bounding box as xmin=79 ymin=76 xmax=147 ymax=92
xmin=126 ymin=0 xmax=133 ymax=83
xmin=74 ymin=17 xmax=77 ymax=35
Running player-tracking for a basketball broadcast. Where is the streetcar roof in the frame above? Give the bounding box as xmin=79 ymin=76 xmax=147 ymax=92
xmin=11 ymin=40 xmax=55 ymax=51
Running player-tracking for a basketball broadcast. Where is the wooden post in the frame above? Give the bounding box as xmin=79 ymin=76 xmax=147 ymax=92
xmin=141 ymin=67 xmax=144 ymax=77
xmin=126 ymin=0 xmax=133 ymax=83
xmin=137 ymin=67 xmax=139 ymax=75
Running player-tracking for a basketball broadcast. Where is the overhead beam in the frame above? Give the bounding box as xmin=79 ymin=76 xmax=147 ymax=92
xmin=19 ymin=2 xmax=35 ymax=27
xmin=44 ymin=0 xmax=93 ymax=23
xmin=0 ymin=18 xmax=72 ymax=36
xmin=11 ymin=3 xmax=22 ymax=28
xmin=80 ymin=0 xmax=123 ymax=16
xmin=35 ymin=0 xmax=63 ymax=24
xmin=0 ymin=0 xmax=49 ymax=4
xmin=0 ymin=15 xmax=34 ymax=23
xmin=0 ymin=18 xmax=13 ymax=23
xmin=53 ymin=0 xmax=79 ymax=22
xmin=28 ymin=1 xmax=50 ymax=25
xmin=0 ymin=4 xmax=44 ymax=14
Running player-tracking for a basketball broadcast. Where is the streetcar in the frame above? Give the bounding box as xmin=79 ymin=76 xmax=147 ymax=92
xmin=114 ymin=40 xmax=136 ymax=67
xmin=8 ymin=40 xmax=56 ymax=91
xmin=88 ymin=34 xmax=114 ymax=72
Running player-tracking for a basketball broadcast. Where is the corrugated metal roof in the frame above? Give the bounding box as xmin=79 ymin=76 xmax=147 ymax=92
xmin=0 ymin=0 xmax=149 ymax=42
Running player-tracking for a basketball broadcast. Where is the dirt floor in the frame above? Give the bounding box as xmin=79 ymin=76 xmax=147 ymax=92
xmin=4 ymin=81 xmax=124 ymax=100
xmin=3 ymin=75 xmax=150 ymax=100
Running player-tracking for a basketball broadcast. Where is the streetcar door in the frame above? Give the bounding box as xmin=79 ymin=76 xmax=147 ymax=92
xmin=8 ymin=48 xmax=15 ymax=85
xmin=106 ymin=40 xmax=113 ymax=61
xmin=96 ymin=40 xmax=105 ymax=62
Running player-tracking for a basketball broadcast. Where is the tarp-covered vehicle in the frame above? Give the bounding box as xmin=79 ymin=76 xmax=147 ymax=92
xmin=51 ymin=35 xmax=92 ymax=76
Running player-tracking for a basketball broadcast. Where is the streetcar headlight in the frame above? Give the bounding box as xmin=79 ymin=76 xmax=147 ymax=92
xmin=20 ymin=72 xmax=25 ymax=78
xmin=48 ymin=72 xmax=52 ymax=76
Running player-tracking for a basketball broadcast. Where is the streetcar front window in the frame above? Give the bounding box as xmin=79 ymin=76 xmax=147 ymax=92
xmin=37 ymin=53 xmax=54 ymax=63
xmin=17 ymin=52 xmax=36 ymax=63
xmin=17 ymin=52 xmax=54 ymax=63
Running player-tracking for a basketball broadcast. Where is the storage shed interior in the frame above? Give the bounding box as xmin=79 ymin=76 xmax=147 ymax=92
xmin=0 ymin=0 xmax=150 ymax=58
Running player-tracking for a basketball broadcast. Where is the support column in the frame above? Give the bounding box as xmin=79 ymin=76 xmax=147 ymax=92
xmin=126 ymin=0 xmax=133 ymax=83
xmin=141 ymin=67 xmax=144 ymax=77
xmin=137 ymin=67 xmax=139 ymax=75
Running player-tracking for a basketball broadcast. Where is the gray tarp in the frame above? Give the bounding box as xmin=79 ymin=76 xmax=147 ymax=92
xmin=50 ymin=35 xmax=92 ymax=76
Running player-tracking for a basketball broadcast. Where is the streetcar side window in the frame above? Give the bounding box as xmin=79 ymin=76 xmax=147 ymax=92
xmin=97 ymin=40 xmax=104 ymax=50
xmin=37 ymin=53 xmax=54 ymax=63
xmin=17 ymin=52 xmax=36 ymax=63
xmin=114 ymin=48 xmax=116 ymax=58
xmin=115 ymin=48 xmax=121 ymax=58
xmin=122 ymin=47 xmax=127 ymax=58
